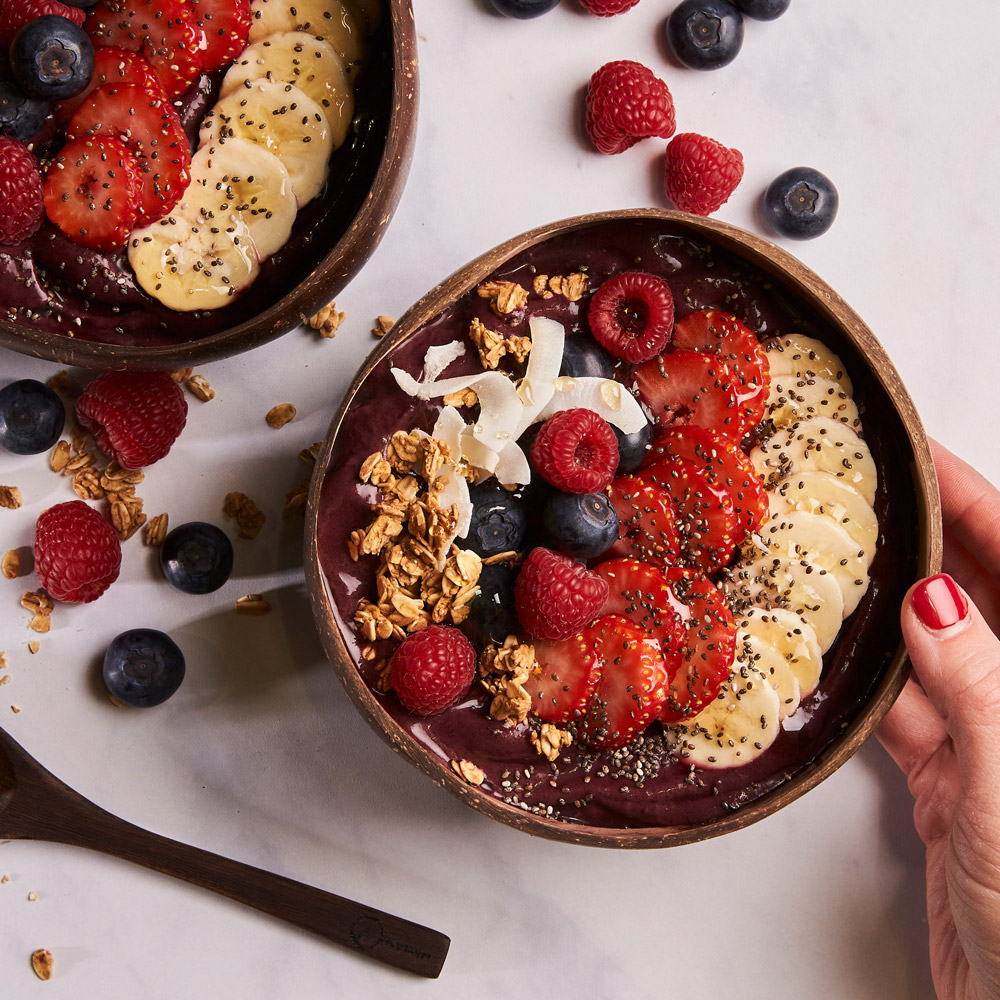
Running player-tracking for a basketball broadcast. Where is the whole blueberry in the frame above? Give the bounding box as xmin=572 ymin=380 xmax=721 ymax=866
xmin=734 ymin=0 xmax=789 ymax=19
xmin=665 ymin=0 xmax=744 ymax=70
xmin=159 ymin=522 xmax=234 ymax=594
xmin=10 ymin=15 xmax=95 ymax=100
xmin=543 ymin=491 xmax=619 ymax=560
xmin=560 ymin=335 xmax=617 ymax=380
xmin=0 ymin=379 xmax=65 ymax=454
xmin=103 ymin=628 xmax=185 ymax=707
xmin=763 ymin=167 xmax=839 ymax=240
xmin=488 ymin=0 xmax=561 ymax=17
xmin=464 ymin=564 xmax=519 ymax=645
xmin=466 ymin=485 xmax=528 ymax=557
xmin=0 ymin=79 xmax=49 ymax=140
xmin=613 ymin=417 xmax=652 ymax=473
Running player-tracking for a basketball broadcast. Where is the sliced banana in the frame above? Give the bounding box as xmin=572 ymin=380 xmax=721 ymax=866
xmin=677 ymin=664 xmax=781 ymax=769
xmin=767 ymin=373 xmax=861 ymax=432
xmin=735 ymin=629 xmax=801 ymax=720
xmin=248 ymin=0 xmax=365 ymax=77
xmin=219 ymin=31 xmax=355 ymax=148
xmin=769 ymin=470 xmax=878 ymax=560
xmin=739 ymin=606 xmax=823 ymax=698
xmin=764 ymin=332 xmax=853 ymax=393
xmin=749 ymin=416 xmax=877 ymax=505
xmin=200 ymin=80 xmax=334 ymax=207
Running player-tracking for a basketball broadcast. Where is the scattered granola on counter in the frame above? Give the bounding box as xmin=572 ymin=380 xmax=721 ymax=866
xmin=305 ymin=301 xmax=345 ymax=338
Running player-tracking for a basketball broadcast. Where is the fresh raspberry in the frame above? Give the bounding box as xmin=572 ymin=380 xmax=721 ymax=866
xmin=0 ymin=0 xmax=85 ymax=48
xmin=0 ymin=138 xmax=44 ymax=245
xmin=76 ymin=370 xmax=187 ymax=470
xmin=578 ymin=0 xmax=641 ymax=14
xmin=530 ymin=408 xmax=619 ymax=494
xmin=34 ymin=501 xmax=122 ymax=603
xmin=585 ymin=60 xmax=676 ymax=155
xmin=664 ymin=132 xmax=744 ymax=216
xmin=588 ymin=270 xmax=675 ymax=363
xmin=389 ymin=625 xmax=477 ymax=715
xmin=514 ymin=547 xmax=609 ymax=641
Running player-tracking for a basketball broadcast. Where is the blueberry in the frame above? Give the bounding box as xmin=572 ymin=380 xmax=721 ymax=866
xmin=0 ymin=379 xmax=65 ymax=455
xmin=733 ymin=0 xmax=789 ymax=19
xmin=0 ymin=78 xmax=49 ymax=140
xmin=466 ymin=485 xmax=528 ymax=557
xmin=543 ymin=491 xmax=619 ymax=560
xmin=665 ymin=0 xmax=744 ymax=70
xmin=613 ymin=417 xmax=652 ymax=473
xmin=10 ymin=15 xmax=94 ymax=101
xmin=488 ymin=0 xmax=561 ymax=17
xmin=464 ymin=564 xmax=518 ymax=645
xmin=103 ymin=628 xmax=185 ymax=707
xmin=762 ymin=167 xmax=839 ymax=240
xmin=159 ymin=522 xmax=234 ymax=594
xmin=560 ymin=335 xmax=617 ymax=380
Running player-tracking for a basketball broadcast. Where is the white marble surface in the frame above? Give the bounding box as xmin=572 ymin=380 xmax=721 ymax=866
xmin=2 ymin=0 xmax=999 ymax=995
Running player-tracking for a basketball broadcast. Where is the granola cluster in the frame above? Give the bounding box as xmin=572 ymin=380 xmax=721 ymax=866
xmin=468 ymin=316 xmax=532 ymax=370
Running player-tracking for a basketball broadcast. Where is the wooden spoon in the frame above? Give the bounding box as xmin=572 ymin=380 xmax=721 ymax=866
xmin=0 ymin=726 xmax=449 ymax=978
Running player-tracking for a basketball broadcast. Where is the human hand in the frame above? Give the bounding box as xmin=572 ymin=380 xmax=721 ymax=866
xmin=878 ymin=440 xmax=1000 ymax=1000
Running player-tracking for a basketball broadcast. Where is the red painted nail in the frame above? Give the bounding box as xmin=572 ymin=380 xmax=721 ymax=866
xmin=912 ymin=574 xmax=969 ymax=631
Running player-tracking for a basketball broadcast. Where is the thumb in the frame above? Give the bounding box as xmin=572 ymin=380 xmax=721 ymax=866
xmin=902 ymin=573 xmax=1000 ymax=798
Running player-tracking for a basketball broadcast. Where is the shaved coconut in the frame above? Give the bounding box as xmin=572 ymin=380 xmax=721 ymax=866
xmin=536 ymin=376 xmax=647 ymax=434
xmin=431 ymin=406 xmax=465 ymax=458
xmin=512 ymin=316 xmax=566 ymax=437
xmin=435 ymin=467 xmax=472 ymax=541
xmin=422 ymin=340 xmax=467 ymax=382
xmin=494 ymin=439 xmax=531 ymax=485
xmin=460 ymin=428 xmax=501 ymax=474
xmin=463 ymin=373 xmax=522 ymax=455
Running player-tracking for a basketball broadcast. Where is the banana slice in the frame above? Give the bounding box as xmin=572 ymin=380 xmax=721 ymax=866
xmin=749 ymin=416 xmax=877 ymax=505
xmin=769 ymin=470 xmax=878 ymax=560
xmin=248 ymin=0 xmax=365 ymax=77
xmin=677 ymin=664 xmax=781 ymax=769
xmin=764 ymin=333 xmax=853 ymax=393
xmin=128 ymin=209 xmax=260 ymax=312
xmin=219 ymin=31 xmax=355 ymax=148
xmin=185 ymin=138 xmax=297 ymax=259
xmin=735 ymin=629 xmax=801 ymax=720
xmin=739 ymin=606 xmax=823 ymax=698
xmin=767 ymin=373 xmax=861 ymax=432
xmin=200 ymin=80 xmax=334 ymax=207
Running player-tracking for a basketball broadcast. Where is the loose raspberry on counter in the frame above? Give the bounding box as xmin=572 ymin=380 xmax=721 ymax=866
xmin=530 ymin=408 xmax=620 ymax=494
xmin=76 ymin=369 xmax=187 ymax=470
xmin=663 ymin=132 xmax=744 ymax=216
xmin=587 ymin=270 xmax=675 ymax=363
xmin=0 ymin=137 xmax=44 ymax=245
xmin=34 ymin=500 xmax=122 ymax=603
xmin=585 ymin=60 xmax=676 ymax=155
xmin=389 ymin=626 xmax=477 ymax=716
xmin=578 ymin=0 xmax=642 ymax=14
xmin=514 ymin=547 xmax=609 ymax=641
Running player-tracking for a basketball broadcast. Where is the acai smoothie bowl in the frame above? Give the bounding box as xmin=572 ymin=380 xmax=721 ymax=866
xmin=304 ymin=209 xmax=941 ymax=848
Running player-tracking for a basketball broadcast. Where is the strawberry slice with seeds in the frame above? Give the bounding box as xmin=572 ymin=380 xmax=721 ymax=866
xmin=658 ymin=569 xmax=736 ymax=724
xmin=67 ymin=83 xmax=192 ymax=222
xmin=605 ymin=474 xmax=681 ymax=564
xmin=576 ymin=614 xmax=669 ymax=751
xmin=55 ymin=47 xmax=166 ymax=123
xmin=190 ymin=0 xmax=251 ymax=71
xmin=524 ymin=629 xmax=603 ymax=725
xmin=633 ymin=348 xmax=742 ymax=440
xmin=43 ymin=136 xmax=143 ymax=252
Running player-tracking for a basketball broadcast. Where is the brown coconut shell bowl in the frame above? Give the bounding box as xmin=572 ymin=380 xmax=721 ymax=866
xmin=0 ymin=0 xmax=417 ymax=371
xmin=304 ymin=209 xmax=942 ymax=849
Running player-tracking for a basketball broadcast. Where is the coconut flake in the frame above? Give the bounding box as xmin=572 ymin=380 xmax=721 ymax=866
xmin=422 ymin=340 xmax=467 ymax=382
xmin=494 ymin=440 xmax=531 ymax=485
xmin=511 ymin=315 xmax=565 ymax=437
xmin=431 ymin=406 xmax=465 ymax=458
xmin=536 ymin=375 xmax=647 ymax=434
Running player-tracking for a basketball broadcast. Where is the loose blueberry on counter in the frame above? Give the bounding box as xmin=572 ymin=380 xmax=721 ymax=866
xmin=560 ymin=335 xmax=617 ymax=380
xmin=159 ymin=522 xmax=234 ymax=594
xmin=464 ymin=564 xmax=519 ymax=645
xmin=613 ymin=417 xmax=652 ymax=473
xmin=466 ymin=484 xmax=528 ymax=557
xmin=665 ymin=0 xmax=744 ymax=70
xmin=734 ymin=0 xmax=789 ymax=19
xmin=103 ymin=628 xmax=185 ymax=707
xmin=762 ymin=167 xmax=839 ymax=239
xmin=543 ymin=491 xmax=619 ymax=560
xmin=0 ymin=78 xmax=49 ymax=140
xmin=488 ymin=0 xmax=561 ymax=17
xmin=10 ymin=15 xmax=95 ymax=101
xmin=0 ymin=379 xmax=65 ymax=454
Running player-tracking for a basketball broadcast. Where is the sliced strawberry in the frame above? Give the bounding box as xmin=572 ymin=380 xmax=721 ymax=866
xmin=43 ymin=137 xmax=144 ymax=252
xmin=0 ymin=0 xmax=85 ymax=48
xmin=55 ymin=47 xmax=166 ymax=123
xmin=671 ymin=310 xmax=769 ymax=434
xmin=67 ymin=83 xmax=192 ymax=222
xmin=524 ymin=630 xmax=603 ymax=725
xmin=605 ymin=474 xmax=681 ymax=564
xmin=642 ymin=456 xmax=739 ymax=573
xmin=658 ymin=569 xmax=736 ymax=724
xmin=633 ymin=349 xmax=742 ymax=441
xmin=190 ymin=0 xmax=251 ymax=71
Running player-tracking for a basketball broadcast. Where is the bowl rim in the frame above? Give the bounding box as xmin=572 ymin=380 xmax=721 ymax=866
xmin=304 ymin=207 xmax=943 ymax=849
xmin=0 ymin=0 xmax=419 ymax=372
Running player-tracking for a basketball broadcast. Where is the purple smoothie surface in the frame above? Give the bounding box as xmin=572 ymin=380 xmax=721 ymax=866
xmin=316 ymin=216 xmax=919 ymax=834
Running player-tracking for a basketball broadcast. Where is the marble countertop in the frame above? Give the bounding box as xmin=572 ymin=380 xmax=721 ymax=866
xmin=2 ymin=1 xmax=998 ymax=996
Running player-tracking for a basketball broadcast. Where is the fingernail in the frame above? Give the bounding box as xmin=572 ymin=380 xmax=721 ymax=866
xmin=912 ymin=574 xmax=969 ymax=631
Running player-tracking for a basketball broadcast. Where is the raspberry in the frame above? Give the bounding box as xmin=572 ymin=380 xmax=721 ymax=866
xmin=578 ymin=0 xmax=641 ymax=14
xmin=514 ymin=547 xmax=609 ymax=641
xmin=663 ymin=132 xmax=744 ymax=216
xmin=585 ymin=60 xmax=676 ymax=155
xmin=588 ymin=270 xmax=675 ymax=363
xmin=389 ymin=625 xmax=477 ymax=715
xmin=530 ymin=408 xmax=619 ymax=494
xmin=76 ymin=370 xmax=187 ymax=470
xmin=0 ymin=0 xmax=86 ymax=48
xmin=0 ymin=138 xmax=44 ymax=245
xmin=34 ymin=501 xmax=122 ymax=603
